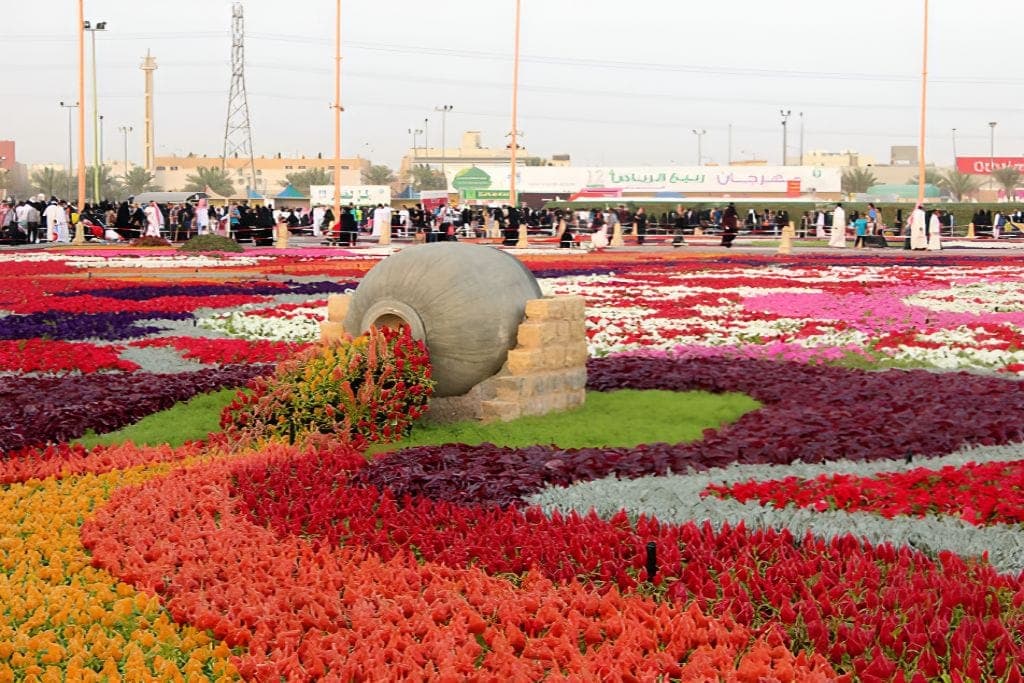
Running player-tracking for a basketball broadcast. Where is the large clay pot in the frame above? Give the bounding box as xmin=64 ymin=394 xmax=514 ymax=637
xmin=343 ymin=243 xmax=542 ymax=397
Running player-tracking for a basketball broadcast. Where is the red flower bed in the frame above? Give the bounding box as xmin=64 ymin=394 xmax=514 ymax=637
xmin=707 ymin=459 xmax=1024 ymax=526
xmin=131 ymin=337 xmax=311 ymax=365
xmin=84 ymin=445 xmax=1024 ymax=679
xmin=0 ymin=339 xmax=138 ymax=374
xmin=82 ymin=446 xmax=838 ymax=681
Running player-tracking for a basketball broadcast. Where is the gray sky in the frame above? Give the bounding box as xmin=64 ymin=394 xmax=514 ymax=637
xmin=6 ymin=0 xmax=1023 ymax=169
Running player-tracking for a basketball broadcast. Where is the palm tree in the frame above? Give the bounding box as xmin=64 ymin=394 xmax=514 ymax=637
xmin=30 ymin=166 xmax=72 ymax=199
xmin=279 ymin=168 xmax=333 ymax=196
xmin=992 ymin=167 xmax=1022 ymax=199
xmin=86 ymin=165 xmax=121 ymax=202
xmin=841 ymin=168 xmax=878 ymax=195
xmin=940 ymin=169 xmax=981 ymax=201
xmin=361 ymin=164 xmax=397 ymax=185
xmin=410 ymin=164 xmax=446 ymax=191
xmin=907 ymin=169 xmax=943 ymax=187
xmin=184 ymin=166 xmax=235 ymax=197
xmin=121 ymin=167 xmax=160 ymax=197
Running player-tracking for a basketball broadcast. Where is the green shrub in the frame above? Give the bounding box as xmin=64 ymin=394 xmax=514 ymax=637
xmin=178 ymin=234 xmax=244 ymax=253
xmin=221 ymin=326 xmax=434 ymax=447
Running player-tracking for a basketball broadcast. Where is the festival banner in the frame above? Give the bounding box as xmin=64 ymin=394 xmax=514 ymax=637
xmin=955 ymin=157 xmax=1024 ymax=175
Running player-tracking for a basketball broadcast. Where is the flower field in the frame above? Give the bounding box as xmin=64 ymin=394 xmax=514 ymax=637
xmin=6 ymin=246 xmax=1024 ymax=679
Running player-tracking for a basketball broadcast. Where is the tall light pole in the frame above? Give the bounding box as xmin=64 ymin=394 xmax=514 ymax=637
xmin=989 ymin=121 xmax=998 ymax=196
xmin=118 ymin=125 xmax=133 ymax=177
xmin=99 ymin=115 xmax=105 ymax=175
xmin=408 ymin=127 xmax=422 ymax=190
xmin=916 ymin=0 xmax=930 ymax=207
xmin=691 ymin=129 xmax=706 ymax=165
xmin=799 ymin=112 xmax=805 ymax=166
xmin=59 ymin=101 xmax=78 ymax=200
xmin=332 ymin=0 xmax=342 ymax=234
xmin=951 ymin=127 xmax=957 ymax=165
xmin=76 ymin=0 xmax=86 ymax=215
xmin=780 ymin=109 xmax=792 ymax=166
xmin=509 ymin=0 xmax=522 ymax=209
xmin=84 ymin=20 xmax=107 ymax=204
xmin=434 ymin=105 xmax=453 ymax=191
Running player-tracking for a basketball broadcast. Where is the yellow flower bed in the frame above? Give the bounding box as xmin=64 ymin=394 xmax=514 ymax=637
xmin=0 ymin=464 xmax=240 ymax=682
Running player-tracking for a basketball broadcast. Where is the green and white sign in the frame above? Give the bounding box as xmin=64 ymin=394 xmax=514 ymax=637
xmin=451 ymin=166 xmax=493 ymax=191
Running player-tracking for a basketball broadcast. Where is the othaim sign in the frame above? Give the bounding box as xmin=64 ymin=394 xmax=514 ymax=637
xmin=956 ymin=157 xmax=1024 ymax=175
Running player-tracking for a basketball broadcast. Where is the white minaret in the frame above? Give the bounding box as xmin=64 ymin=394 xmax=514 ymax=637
xmin=140 ymin=50 xmax=157 ymax=172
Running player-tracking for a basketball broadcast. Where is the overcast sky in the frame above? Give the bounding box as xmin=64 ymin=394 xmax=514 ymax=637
xmin=6 ymin=0 xmax=1024 ymax=169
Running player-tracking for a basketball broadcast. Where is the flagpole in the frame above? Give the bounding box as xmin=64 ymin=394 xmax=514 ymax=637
xmin=333 ymin=0 xmax=342 ymax=238
xmin=917 ymin=0 xmax=929 ymax=207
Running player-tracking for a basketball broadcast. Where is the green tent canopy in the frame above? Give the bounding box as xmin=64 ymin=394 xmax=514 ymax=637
xmin=866 ymin=184 xmax=943 ymax=200
xmin=275 ymin=184 xmax=307 ymax=200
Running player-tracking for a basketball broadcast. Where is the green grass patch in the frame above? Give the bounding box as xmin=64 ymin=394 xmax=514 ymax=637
xmin=371 ymin=389 xmax=760 ymax=453
xmin=75 ymin=388 xmax=240 ymax=449
xmin=76 ymin=388 xmax=760 ymax=452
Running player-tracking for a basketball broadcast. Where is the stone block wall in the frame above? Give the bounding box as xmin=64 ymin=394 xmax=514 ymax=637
xmin=320 ymin=293 xmax=588 ymax=424
xmin=476 ymin=296 xmax=587 ymax=423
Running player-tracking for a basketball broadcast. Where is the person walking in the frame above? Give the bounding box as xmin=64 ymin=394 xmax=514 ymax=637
xmin=720 ymin=203 xmax=739 ymax=248
xmin=927 ymin=209 xmax=943 ymax=251
xmin=908 ymin=205 xmax=927 ymax=250
xmin=633 ymin=207 xmax=648 ymax=245
xmin=828 ymin=203 xmax=847 ymax=248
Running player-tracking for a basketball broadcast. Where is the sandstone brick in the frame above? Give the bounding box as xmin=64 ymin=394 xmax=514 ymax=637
xmin=566 ymin=342 xmax=590 ymax=367
xmin=561 ymin=296 xmax=587 ymax=321
xmin=516 ymin=321 xmax=560 ymax=349
xmin=481 ymin=400 xmax=521 ymax=423
xmin=326 ymin=294 xmax=352 ymax=323
xmin=525 ymin=297 xmax=567 ymax=320
xmin=320 ymin=321 xmax=347 ymax=343
xmin=507 ymin=348 xmax=546 ymax=375
xmin=545 ymin=346 xmax=567 ymax=370
xmin=566 ymin=389 xmax=587 ymax=409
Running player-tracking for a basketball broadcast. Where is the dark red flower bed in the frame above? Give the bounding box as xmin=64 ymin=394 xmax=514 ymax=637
xmin=0 ymin=364 xmax=270 ymax=453
xmin=352 ymin=357 xmax=1024 ymax=507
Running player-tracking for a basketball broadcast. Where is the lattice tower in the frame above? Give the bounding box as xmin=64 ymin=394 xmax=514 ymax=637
xmin=221 ymin=2 xmax=256 ymax=192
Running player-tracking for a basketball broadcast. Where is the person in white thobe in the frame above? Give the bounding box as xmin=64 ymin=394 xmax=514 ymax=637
xmin=908 ymin=206 xmax=927 ymax=250
xmin=195 ymin=199 xmax=210 ymax=235
xmin=372 ymin=204 xmax=391 ymax=237
xmin=590 ymin=222 xmax=609 ymax=250
xmin=43 ymin=201 xmax=69 ymax=242
xmin=311 ymin=205 xmax=326 ymax=237
xmin=927 ymin=210 xmax=943 ymax=251
xmin=143 ymin=202 xmax=164 ymax=237
xmin=815 ymin=211 xmax=826 ymax=238
xmin=828 ymin=204 xmax=846 ymax=247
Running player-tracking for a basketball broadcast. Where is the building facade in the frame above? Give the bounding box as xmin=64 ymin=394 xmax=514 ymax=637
xmin=151 ymin=154 xmax=369 ymax=197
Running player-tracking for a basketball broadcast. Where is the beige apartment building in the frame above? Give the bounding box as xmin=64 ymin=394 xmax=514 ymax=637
xmin=398 ymin=131 xmax=568 ymax=182
xmin=150 ymin=154 xmax=370 ymax=197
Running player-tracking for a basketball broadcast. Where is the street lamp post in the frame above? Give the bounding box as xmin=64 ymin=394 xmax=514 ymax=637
xmin=332 ymin=0 xmax=342 ymax=237
xmin=434 ymin=105 xmax=453 ymax=190
xmin=118 ymin=125 xmax=133 ymax=178
xmin=84 ymin=20 xmax=106 ymax=204
xmin=691 ymin=129 xmax=706 ymax=166
xmin=99 ymin=115 xmax=105 ymax=174
xmin=952 ymin=128 xmax=957 ymax=165
xmin=989 ymin=121 xmax=998 ymax=195
xmin=59 ymin=101 xmax=79 ymax=200
xmin=799 ymin=112 xmax=805 ymax=166
xmin=780 ymin=110 xmax=792 ymax=166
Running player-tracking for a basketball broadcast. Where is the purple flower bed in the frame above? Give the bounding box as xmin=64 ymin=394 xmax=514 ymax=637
xmin=0 ymin=311 xmax=194 ymax=341
xmin=55 ymin=280 xmax=355 ymax=300
xmin=0 ymin=364 xmax=270 ymax=453
xmin=352 ymin=357 xmax=1024 ymax=507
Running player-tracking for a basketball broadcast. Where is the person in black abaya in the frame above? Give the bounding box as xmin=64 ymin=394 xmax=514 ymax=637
xmin=340 ymin=206 xmax=358 ymax=246
xmin=720 ymin=203 xmax=739 ymax=248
